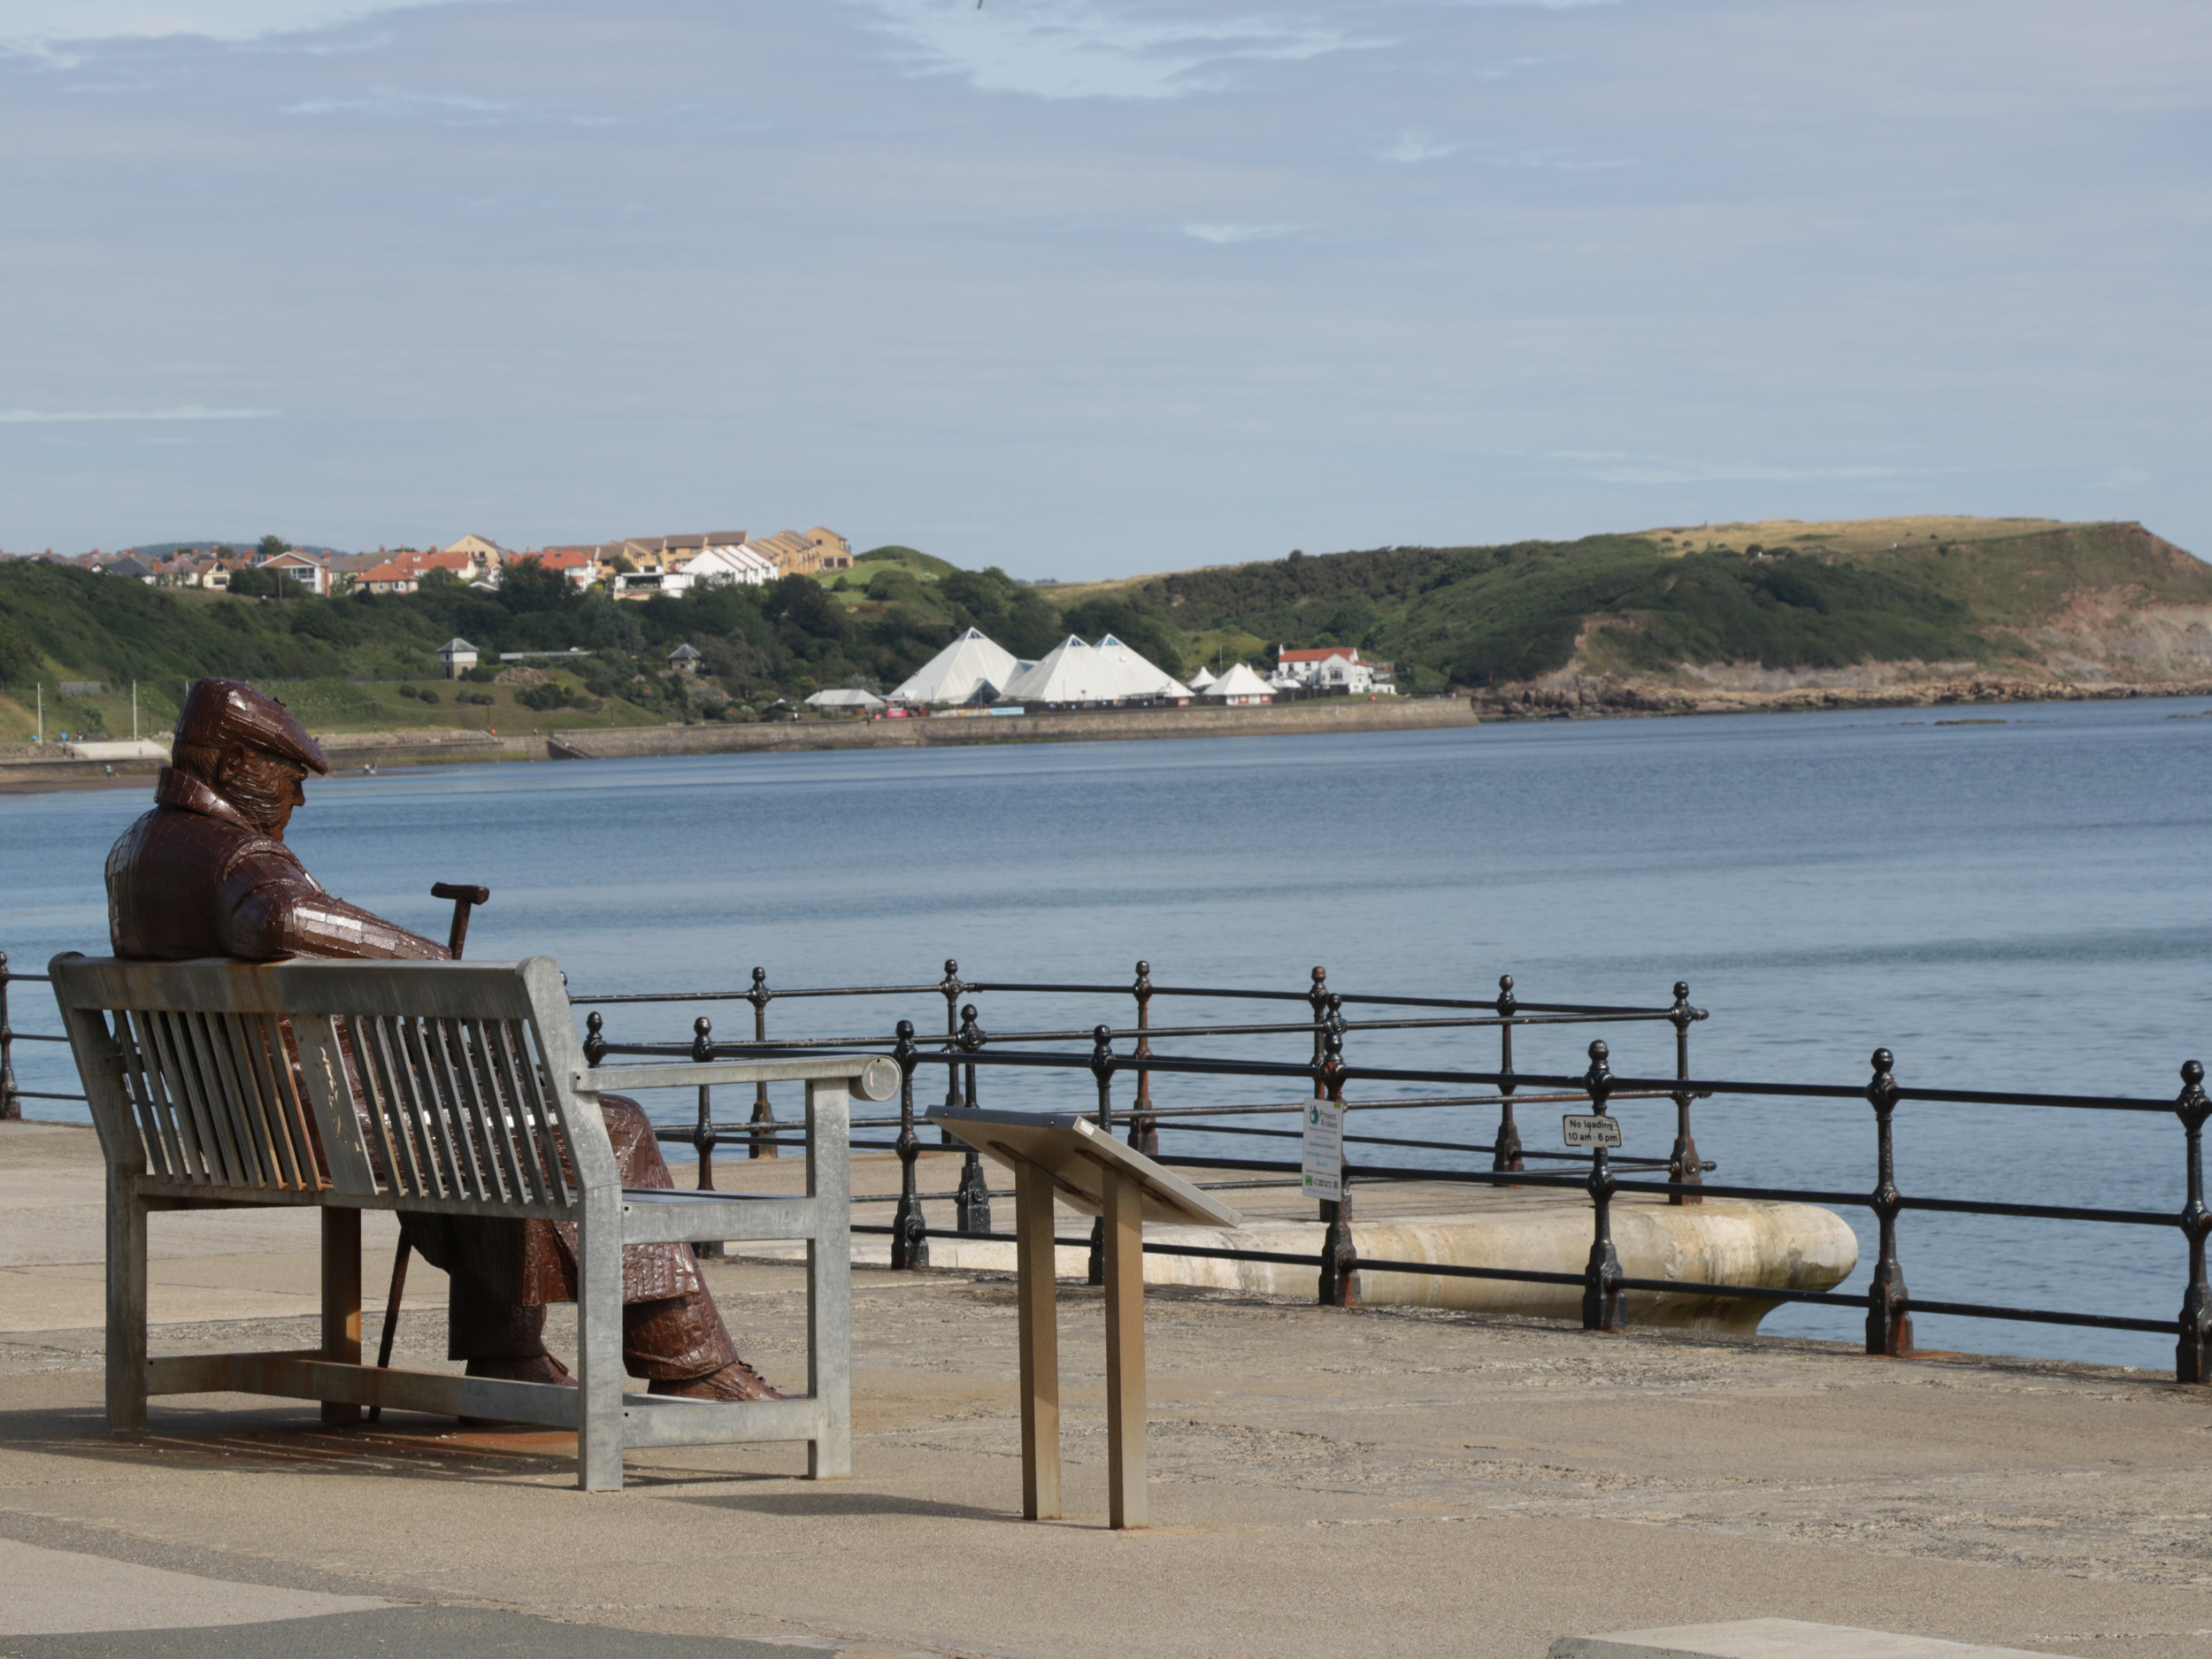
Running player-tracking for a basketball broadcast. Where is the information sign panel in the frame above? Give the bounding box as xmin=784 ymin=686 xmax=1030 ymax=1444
xmin=1562 ymin=1113 xmax=1623 ymax=1149
xmin=1302 ymin=1099 xmax=1343 ymax=1202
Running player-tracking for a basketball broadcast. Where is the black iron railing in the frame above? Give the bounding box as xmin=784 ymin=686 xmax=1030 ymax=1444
xmin=576 ymin=961 xmax=1708 ymax=1267
xmin=579 ymin=961 xmax=2212 ymax=1382
xmin=0 ymin=953 xmax=87 ymax=1121
xmin=11 ymin=948 xmax=2208 ymax=1381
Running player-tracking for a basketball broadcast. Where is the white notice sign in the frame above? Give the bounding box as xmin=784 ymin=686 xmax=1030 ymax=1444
xmin=1302 ymin=1100 xmax=1343 ymax=1202
xmin=1562 ymin=1114 xmax=1623 ymax=1149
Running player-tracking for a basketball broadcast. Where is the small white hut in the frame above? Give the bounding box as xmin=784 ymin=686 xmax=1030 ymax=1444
xmin=1205 ymin=662 xmax=1274 ymax=705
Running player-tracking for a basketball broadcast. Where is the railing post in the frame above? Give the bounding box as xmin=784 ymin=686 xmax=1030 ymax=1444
xmin=0 ymin=952 xmax=19 ymax=1123
xmin=1127 ymin=961 xmax=1157 ymax=1155
xmin=1087 ymin=1025 xmax=1115 ymax=1286
xmin=1307 ymin=965 xmax=1329 ymax=1217
xmin=1667 ymin=980 xmax=1703 ymax=1205
xmin=1492 ymin=973 xmax=1522 ymax=1173
xmin=745 ymin=967 xmax=778 ymax=1159
xmin=1865 ymin=1048 xmax=1912 ymax=1356
xmin=937 ymin=958 xmax=964 ymax=1146
xmin=690 ymin=1017 xmax=723 ymax=1256
xmin=2175 ymin=1061 xmax=2210 ymax=1384
xmin=1317 ymin=1000 xmax=1357 ymax=1309
xmin=955 ymin=1003 xmax=993 ymax=1233
xmin=891 ymin=1020 xmax=928 ymax=1270
xmin=1580 ymin=1041 xmax=1625 ymax=1332
xmin=582 ymin=1010 xmax=607 ymax=1066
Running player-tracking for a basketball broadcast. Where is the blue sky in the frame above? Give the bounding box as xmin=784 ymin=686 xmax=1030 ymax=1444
xmin=2 ymin=0 xmax=2204 ymax=574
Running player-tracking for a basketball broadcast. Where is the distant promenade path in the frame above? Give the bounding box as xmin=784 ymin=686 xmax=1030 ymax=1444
xmin=0 ymin=696 xmax=1478 ymax=791
xmin=2 ymin=1121 xmax=2209 ymax=1658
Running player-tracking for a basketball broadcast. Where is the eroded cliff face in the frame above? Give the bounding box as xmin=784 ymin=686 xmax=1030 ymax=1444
xmin=1486 ymin=524 xmax=2212 ymax=717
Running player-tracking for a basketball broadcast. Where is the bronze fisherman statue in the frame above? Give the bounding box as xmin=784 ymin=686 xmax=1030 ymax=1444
xmin=104 ymin=678 xmax=777 ymax=1401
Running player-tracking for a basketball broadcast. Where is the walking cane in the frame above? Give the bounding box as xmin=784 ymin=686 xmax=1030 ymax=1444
xmin=369 ymin=882 xmax=489 ymax=1423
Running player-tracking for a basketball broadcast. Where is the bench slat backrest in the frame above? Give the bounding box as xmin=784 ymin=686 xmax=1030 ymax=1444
xmin=50 ymin=956 xmax=608 ymax=1213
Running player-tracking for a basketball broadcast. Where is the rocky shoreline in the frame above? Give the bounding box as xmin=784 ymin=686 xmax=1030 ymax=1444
xmin=1469 ymin=673 xmax=2212 ymax=719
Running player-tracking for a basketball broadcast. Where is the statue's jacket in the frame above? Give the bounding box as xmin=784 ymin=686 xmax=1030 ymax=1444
xmin=105 ymin=767 xmax=707 ymax=1317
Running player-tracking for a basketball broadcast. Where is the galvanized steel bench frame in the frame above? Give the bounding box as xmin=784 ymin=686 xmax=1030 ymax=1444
xmin=50 ymin=952 xmax=888 ymax=1491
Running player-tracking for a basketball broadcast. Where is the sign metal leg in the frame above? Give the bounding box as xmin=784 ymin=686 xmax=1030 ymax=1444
xmin=1102 ymin=1168 xmax=1148 ymax=1530
xmin=1015 ymin=1161 xmax=1062 ymax=1520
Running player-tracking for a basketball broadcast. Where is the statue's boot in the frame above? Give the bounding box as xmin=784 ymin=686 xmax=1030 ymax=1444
xmin=648 ymin=1360 xmax=781 ymax=1402
xmin=626 ymin=1281 xmax=781 ymax=1400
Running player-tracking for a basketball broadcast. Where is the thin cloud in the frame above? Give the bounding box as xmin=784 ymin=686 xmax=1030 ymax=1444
xmin=853 ymin=0 xmax=1385 ymax=100
xmin=1379 ymin=131 xmax=1455 ymax=164
xmin=0 ymin=1 xmax=452 ymax=49
xmin=1181 ymin=221 xmax=1303 ymax=244
xmin=283 ymin=85 xmax=519 ymax=119
xmin=0 ymin=406 xmax=279 ymax=424
xmin=1589 ymin=460 xmax=1939 ymax=486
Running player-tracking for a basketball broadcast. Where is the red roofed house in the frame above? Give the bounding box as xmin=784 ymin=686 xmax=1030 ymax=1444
xmin=355 ymin=559 xmax=419 ymax=595
xmin=1271 ymin=647 xmax=1395 ymax=695
xmin=534 ymin=547 xmax=597 ymax=589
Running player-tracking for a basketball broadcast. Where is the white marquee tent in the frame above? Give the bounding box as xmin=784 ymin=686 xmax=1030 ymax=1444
xmin=805 ymin=687 xmax=887 ymax=710
xmin=1187 ymin=665 xmax=1217 ymax=690
xmin=1203 ymin=662 xmax=1274 ymax=704
xmin=1001 ymin=634 xmax=1191 ymax=705
xmin=888 ymin=627 xmax=1023 ymax=705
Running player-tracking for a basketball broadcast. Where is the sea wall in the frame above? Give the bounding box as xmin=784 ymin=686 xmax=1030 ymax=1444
xmin=824 ymin=1196 xmax=1861 ymax=1334
xmin=545 ymin=696 xmax=1477 ymax=760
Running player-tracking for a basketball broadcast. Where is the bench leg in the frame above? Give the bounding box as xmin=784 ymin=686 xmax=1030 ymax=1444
xmin=320 ymin=1209 xmax=362 ymax=1426
xmin=806 ymin=1080 xmax=851 ymax=1479
xmin=106 ymin=1175 xmax=147 ymax=1433
xmin=1015 ymin=1160 xmax=1061 ymax=1520
xmin=576 ymin=1189 xmax=625 ymax=1492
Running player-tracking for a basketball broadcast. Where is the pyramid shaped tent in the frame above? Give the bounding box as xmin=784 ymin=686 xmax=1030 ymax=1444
xmin=1204 ymin=662 xmax=1274 ymax=703
xmin=1001 ymin=635 xmax=1190 ymax=704
xmin=1187 ymin=665 xmax=1217 ymax=689
xmin=888 ymin=627 xmax=1022 ymax=705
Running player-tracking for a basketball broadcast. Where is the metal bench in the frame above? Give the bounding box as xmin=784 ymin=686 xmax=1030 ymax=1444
xmin=49 ymin=952 xmax=896 ymax=1491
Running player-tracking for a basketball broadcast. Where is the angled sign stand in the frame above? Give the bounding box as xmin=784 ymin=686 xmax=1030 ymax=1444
xmin=927 ymin=1106 xmax=1240 ymax=1530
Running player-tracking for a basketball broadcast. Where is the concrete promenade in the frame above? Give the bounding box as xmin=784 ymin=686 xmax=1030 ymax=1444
xmin=4 ymin=1121 xmax=2211 ymax=1657
xmin=0 ymin=696 xmax=1479 ymax=791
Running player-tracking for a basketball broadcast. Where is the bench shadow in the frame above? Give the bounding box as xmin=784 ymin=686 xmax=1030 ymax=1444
xmin=672 ymin=1490 xmax=1018 ymax=1522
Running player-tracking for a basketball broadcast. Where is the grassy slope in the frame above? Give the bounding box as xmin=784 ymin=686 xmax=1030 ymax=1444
xmin=1122 ymin=518 xmax=2212 ymax=687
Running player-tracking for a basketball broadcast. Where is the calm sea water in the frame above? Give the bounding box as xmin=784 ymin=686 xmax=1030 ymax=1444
xmin=6 ymin=697 xmax=2210 ymax=1367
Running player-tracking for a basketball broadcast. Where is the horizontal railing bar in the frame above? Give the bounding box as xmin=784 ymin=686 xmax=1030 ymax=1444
xmin=574 ymin=978 xmax=1681 ymax=1017
xmin=1358 ymin=1256 xmax=1602 ymax=1287
xmin=10 ymin=1090 xmax=88 ymax=1102
xmin=4 ymin=1033 xmax=71 ymax=1043
xmin=1612 ymin=1276 xmax=1867 ymax=1306
xmin=1154 ymin=1119 xmax=1675 ymax=1168
xmin=1607 ymin=1177 xmax=2181 ymax=1225
xmin=1900 ymin=1297 xmax=2178 ymax=1333
xmin=1897 ymin=1194 xmax=2177 ymax=1226
xmin=572 ymin=984 xmax=949 ymax=1004
xmin=1131 ymin=1090 xmax=1650 ymax=1118
xmin=603 ymin=1041 xmax=2187 ymax=1116
xmin=0 ymin=972 xmax=52 ymax=984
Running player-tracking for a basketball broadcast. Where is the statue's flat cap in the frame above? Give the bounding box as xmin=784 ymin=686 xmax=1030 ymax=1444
xmin=173 ymin=678 xmax=329 ymax=774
